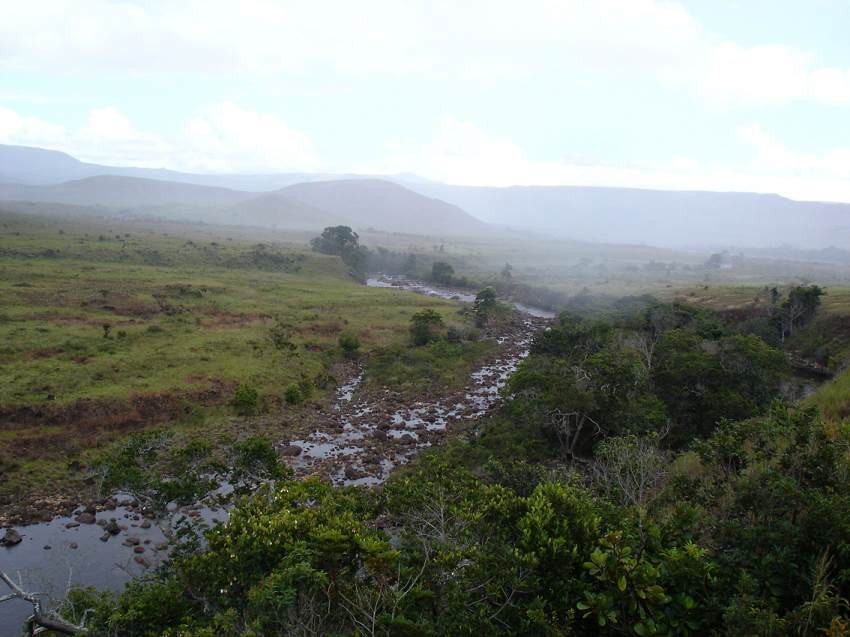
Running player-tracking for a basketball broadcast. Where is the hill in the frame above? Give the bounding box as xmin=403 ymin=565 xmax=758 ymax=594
xmin=280 ymin=179 xmax=486 ymax=236
xmin=213 ymin=191 xmax=345 ymax=229
xmin=405 ymin=183 xmax=850 ymax=249
xmin=0 ymin=144 xmax=421 ymax=192
xmin=0 ymin=175 xmax=251 ymax=208
xmin=0 ymin=174 xmax=487 ymax=236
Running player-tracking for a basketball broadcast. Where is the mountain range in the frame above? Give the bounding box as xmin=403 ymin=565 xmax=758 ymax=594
xmin=2 ymin=144 xmax=850 ymax=249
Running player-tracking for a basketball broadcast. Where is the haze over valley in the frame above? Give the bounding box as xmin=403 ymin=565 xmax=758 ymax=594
xmin=3 ymin=144 xmax=850 ymax=252
xmin=3 ymin=2 xmax=850 ymax=636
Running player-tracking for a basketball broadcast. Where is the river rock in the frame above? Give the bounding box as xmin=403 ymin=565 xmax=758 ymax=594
xmin=75 ymin=511 xmax=96 ymax=524
xmin=279 ymin=444 xmax=302 ymax=457
xmin=65 ymin=521 xmax=80 ymax=529
xmin=140 ymin=519 xmax=151 ymax=529
xmin=133 ymin=545 xmax=145 ymax=554
xmin=1 ymin=527 xmax=22 ymax=546
xmin=105 ymin=519 xmax=121 ymax=535
xmin=344 ymin=464 xmax=366 ymax=480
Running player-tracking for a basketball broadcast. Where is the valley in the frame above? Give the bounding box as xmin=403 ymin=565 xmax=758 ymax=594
xmin=3 ymin=146 xmax=850 ymax=636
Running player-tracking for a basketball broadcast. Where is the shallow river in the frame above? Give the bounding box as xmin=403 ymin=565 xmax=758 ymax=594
xmin=1 ymin=277 xmax=548 ymax=635
xmin=366 ymin=275 xmax=557 ymax=318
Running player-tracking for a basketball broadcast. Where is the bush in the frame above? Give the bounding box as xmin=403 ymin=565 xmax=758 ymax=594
xmin=232 ymin=383 xmax=259 ymax=415
xmin=284 ymin=383 xmax=304 ymax=405
xmin=338 ymin=331 xmax=361 ymax=358
xmin=410 ymin=308 xmax=444 ymax=346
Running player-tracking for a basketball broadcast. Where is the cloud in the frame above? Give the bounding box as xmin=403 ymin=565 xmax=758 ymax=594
xmin=4 ymin=2 xmax=847 ymax=109
xmin=0 ymin=0 xmax=700 ymax=78
xmin=0 ymin=107 xmax=67 ymax=147
xmin=737 ymin=123 xmax=850 ymax=189
xmin=699 ymin=43 xmax=850 ymax=105
xmin=183 ymin=102 xmax=319 ymax=172
xmin=0 ymin=103 xmax=320 ymax=173
xmin=367 ymin=117 xmax=850 ymax=202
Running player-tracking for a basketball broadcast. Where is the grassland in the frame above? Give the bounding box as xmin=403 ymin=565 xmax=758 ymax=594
xmin=0 ymin=211 xmax=487 ymax=515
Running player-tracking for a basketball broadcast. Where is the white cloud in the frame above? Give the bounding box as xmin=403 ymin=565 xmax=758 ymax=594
xmin=183 ymin=102 xmax=319 ymax=172
xmin=737 ymin=124 xmax=850 ymax=191
xmin=367 ymin=117 xmax=850 ymax=202
xmin=0 ymin=0 xmax=700 ymax=78
xmin=699 ymin=43 xmax=850 ymax=105
xmin=0 ymin=103 xmax=320 ymax=173
xmin=4 ymin=1 xmax=847 ymax=108
xmin=0 ymin=107 xmax=67 ymax=146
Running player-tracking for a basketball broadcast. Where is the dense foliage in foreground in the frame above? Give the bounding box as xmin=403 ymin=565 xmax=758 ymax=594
xmin=69 ymin=298 xmax=850 ymax=636
xmin=71 ymin=406 xmax=850 ymax=636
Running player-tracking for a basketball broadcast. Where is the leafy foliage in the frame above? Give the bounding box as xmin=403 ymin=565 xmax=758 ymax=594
xmin=409 ymin=308 xmax=445 ymax=346
xmin=310 ymin=225 xmax=367 ymax=271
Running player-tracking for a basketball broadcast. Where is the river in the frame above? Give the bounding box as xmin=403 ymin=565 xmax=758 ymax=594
xmin=1 ymin=278 xmax=549 ymax=635
xmin=365 ymin=274 xmax=557 ymax=318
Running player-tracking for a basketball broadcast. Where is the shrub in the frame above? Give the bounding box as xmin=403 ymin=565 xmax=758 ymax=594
xmin=338 ymin=331 xmax=361 ymax=358
xmin=410 ymin=308 xmax=444 ymax=346
xmin=232 ymin=383 xmax=259 ymax=415
xmin=284 ymin=383 xmax=304 ymax=405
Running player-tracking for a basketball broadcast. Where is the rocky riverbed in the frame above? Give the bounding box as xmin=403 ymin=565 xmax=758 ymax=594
xmin=278 ymin=315 xmax=544 ymax=486
xmin=1 ymin=280 xmax=550 ymax=636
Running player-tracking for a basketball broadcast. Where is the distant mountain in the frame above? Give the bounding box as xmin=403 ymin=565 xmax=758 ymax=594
xmin=280 ymin=179 xmax=486 ymax=235
xmin=216 ymin=192 xmax=345 ymax=230
xmin=5 ymin=143 xmax=850 ymax=247
xmin=403 ymin=183 xmax=850 ymax=249
xmin=0 ymin=144 xmax=427 ymax=192
xmin=0 ymin=175 xmax=251 ymax=208
xmin=0 ymin=172 xmax=486 ymax=236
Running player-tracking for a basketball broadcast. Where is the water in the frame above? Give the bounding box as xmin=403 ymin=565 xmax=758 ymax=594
xmin=0 ymin=503 xmax=168 ymax=634
xmin=280 ymin=323 xmax=535 ymax=487
xmin=366 ymin=274 xmax=556 ymax=318
xmin=1 ymin=278 xmax=548 ymax=635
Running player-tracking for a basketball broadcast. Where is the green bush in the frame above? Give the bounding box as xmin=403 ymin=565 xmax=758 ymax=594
xmin=338 ymin=331 xmax=361 ymax=358
xmin=410 ymin=308 xmax=444 ymax=346
xmin=284 ymin=383 xmax=304 ymax=405
xmin=232 ymin=383 xmax=259 ymax=415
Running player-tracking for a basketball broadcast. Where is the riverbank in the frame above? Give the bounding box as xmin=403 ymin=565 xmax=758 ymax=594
xmin=278 ymin=315 xmax=545 ymax=485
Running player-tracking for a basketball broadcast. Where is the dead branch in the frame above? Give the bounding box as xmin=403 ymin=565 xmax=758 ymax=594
xmin=0 ymin=571 xmax=89 ymax=635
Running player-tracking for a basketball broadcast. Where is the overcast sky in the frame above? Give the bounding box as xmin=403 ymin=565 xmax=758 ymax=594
xmin=2 ymin=1 xmax=850 ymax=201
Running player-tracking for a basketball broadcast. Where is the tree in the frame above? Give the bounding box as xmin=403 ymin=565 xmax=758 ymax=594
xmin=473 ymin=287 xmax=498 ymax=327
xmin=310 ymin=226 xmax=367 ymax=270
xmin=409 ymin=309 xmax=444 ymax=346
xmin=776 ymin=285 xmax=824 ymax=342
xmin=431 ymin=261 xmax=455 ymax=285
xmin=501 ymin=262 xmax=513 ymax=280
xmin=705 ymin=252 xmax=724 ymax=269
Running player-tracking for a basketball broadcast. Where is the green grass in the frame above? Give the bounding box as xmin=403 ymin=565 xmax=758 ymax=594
xmin=0 ymin=211 xmax=490 ymax=508
xmin=807 ymin=368 xmax=850 ymax=421
xmin=0 ymin=212 xmax=470 ymax=408
xmin=367 ymin=338 xmax=497 ymax=395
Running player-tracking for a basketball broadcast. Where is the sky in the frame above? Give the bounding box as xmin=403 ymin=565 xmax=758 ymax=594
xmin=1 ymin=0 xmax=850 ymax=201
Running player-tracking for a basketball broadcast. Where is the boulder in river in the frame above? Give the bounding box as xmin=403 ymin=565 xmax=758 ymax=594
xmin=1 ymin=527 xmax=22 ymax=546
xmin=75 ymin=511 xmax=96 ymax=524
xmin=279 ymin=444 xmax=302 ymax=457
xmin=104 ymin=519 xmax=121 ymax=535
